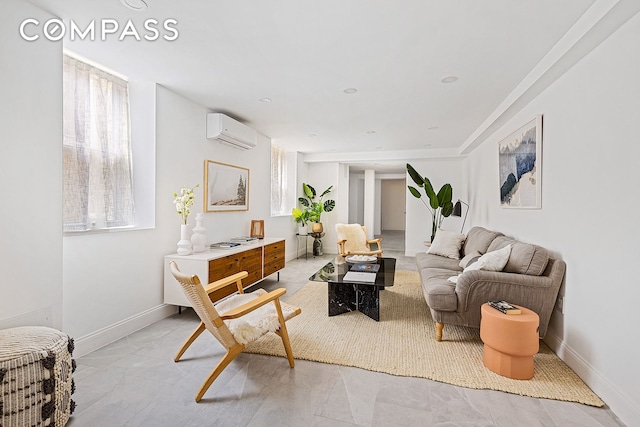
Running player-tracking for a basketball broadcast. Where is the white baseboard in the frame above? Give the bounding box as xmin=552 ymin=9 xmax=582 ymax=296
xmin=544 ymin=330 xmax=640 ymax=425
xmin=73 ymin=304 xmax=176 ymax=358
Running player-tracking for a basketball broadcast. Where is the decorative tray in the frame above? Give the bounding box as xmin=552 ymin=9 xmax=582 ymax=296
xmin=345 ymin=255 xmax=377 ymax=263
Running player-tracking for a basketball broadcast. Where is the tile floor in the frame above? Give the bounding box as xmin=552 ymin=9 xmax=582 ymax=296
xmin=67 ymin=231 xmax=625 ymax=426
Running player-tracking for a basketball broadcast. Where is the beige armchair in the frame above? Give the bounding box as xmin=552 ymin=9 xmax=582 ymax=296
xmin=169 ymin=261 xmax=301 ymax=402
xmin=335 ymin=223 xmax=383 ymax=258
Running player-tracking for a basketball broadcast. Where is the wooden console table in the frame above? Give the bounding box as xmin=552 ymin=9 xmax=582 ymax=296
xmin=164 ymin=237 xmax=285 ymax=307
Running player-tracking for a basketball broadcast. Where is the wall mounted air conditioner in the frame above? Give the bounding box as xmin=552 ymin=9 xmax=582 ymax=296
xmin=206 ymin=113 xmax=257 ymax=150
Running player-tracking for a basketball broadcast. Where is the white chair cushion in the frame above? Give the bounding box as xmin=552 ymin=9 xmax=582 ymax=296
xmin=335 ymin=223 xmax=368 ymax=253
xmin=215 ymin=289 xmax=297 ymax=345
xmin=215 ymin=293 xmax=279 ymax=344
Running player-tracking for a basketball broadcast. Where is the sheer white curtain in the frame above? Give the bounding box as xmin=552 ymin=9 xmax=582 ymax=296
xmin=271 ymin=144 xmax=287 ymax=216
xmin=63 ymin=55 xmax=134 ymax=231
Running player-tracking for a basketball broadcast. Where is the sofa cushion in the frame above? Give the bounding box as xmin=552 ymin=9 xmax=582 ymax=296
xmin=427 ymin=229 xmax=466 ymax=259
xmin=462 ymin=227 xmax=503 ymax=257
xmin=416 ymin=253 xmax=463 ymax=272
xmin=459 ymin=251 xmax=481 ymax=269
xmin=463 ymin=244 xmax=512 ymax=272
xmin=420 ymin=268 xmax=458 ymax=311
xmin=488 ymin=236 xmax=549 ymax=276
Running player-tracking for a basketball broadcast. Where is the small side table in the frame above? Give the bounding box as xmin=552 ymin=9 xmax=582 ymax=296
xmin=310 ymin=232 xmax=325 ymax=256
xmin=295 ymin=233 xmax=311 ymax=259
xmin=480 ymin=303 xmax=539 ymax=380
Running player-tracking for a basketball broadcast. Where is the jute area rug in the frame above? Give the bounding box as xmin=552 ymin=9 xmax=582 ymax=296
xmin=245 ymin=270 xmax=603 ymax=406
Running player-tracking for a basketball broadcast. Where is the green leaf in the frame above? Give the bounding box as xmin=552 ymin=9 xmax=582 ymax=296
xmin=408 ymin=186 xmax=422 ymax=199
xmin=324 ymin=200 xmax=335 ymax=212
xmin=437 ymin=184 xmax=453 ymax=206
xmin=303 ymin=183 xmax=315 ymax=199
xmin=423 ymin=178 xmax=438 ymax=209
xmin=406 ymin=163 xmax=424 ymax=187
xmin=298 ymin=197 xmax=309 ymax=207
xmin=441 ymin=201 xmax=454 ymax=217
xmin=292 ymin=208 xmax=308 ymax=224
xmin=319 ymin=186 xmax=333 ymax=198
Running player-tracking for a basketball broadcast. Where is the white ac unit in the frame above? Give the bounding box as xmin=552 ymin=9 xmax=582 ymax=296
xmin=206 ymin=113 xmax=257 ymax=150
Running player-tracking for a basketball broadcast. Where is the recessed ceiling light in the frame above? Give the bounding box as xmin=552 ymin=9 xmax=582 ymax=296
xmin=120 ymin=0 xmax=148 ymax=11
xmin=259 ymin=97 xmax=272 ymax=103
xmin=441 ymin=76 xmax=458 ymax=84
xmin=366 ymin=130 xmax=376 ymax=134
xmin=343 ymin=88 xmax=358 ymax=94
xmin=309 ymin=133 xmax=317 ymax=137
xmin=428 ymin=126 xmax=439 ymax=131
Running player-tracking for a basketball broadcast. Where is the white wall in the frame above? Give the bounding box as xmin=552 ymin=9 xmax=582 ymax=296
xmin=62 ymin=85 xmax=297 ymax=355
xmin=0 ymin=1 xmax=63 ymax=329
xmin=305 ymin=163 xmax=341 ymax=254
xmin=463 ymin=12 xmax=640 ymax=424
xmin=405 ymin=158 xmax=464 ymax=256
xmin=374 ymin=179 xmax=382 ymax=236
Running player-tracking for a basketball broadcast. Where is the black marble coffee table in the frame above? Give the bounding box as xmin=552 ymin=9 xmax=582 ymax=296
xmin=309 ymin=257 xmax=396 ymax=321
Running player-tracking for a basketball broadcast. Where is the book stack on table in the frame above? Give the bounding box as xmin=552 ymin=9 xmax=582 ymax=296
xmin=343 ymin=263 xmax=380 ymax=283
xmin=210 ymin=242 xmax=241 ymax=249
xmin=230 ymin=236 xmax=259 ymax=245
xmin=488 ymin=300 xmax=522 ymax=315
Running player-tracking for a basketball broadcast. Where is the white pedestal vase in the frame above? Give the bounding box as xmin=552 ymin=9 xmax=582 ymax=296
xmin=177 ymin=224 xmax=193 ymax=256
xmin=191 ymin=213 xmax=207 ymax=253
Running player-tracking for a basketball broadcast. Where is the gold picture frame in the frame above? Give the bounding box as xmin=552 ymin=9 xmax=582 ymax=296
xmin=204 ymin=160 xmax=249 ymax=212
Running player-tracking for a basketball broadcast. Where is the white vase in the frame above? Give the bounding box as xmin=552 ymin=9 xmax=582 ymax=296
xmin=177 ymin=224 xmax=193 ymax=256
xmin=191 ymin=213 xmax=207 ymax=253
xmin=298 ymin=225 xmax=308 ymax=235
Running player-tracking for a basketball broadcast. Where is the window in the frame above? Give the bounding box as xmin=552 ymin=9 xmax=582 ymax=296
xmin=63 ymin=54 xmax=134 ymax=232
xmin=271 ymin=144 xmax=296 ymax=216
xmin=271 ymin=144 xmax=287 ymax=215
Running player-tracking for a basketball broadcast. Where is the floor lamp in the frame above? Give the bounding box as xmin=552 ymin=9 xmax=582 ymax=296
xmin=452 ymin=200 xmax=469 ymax=233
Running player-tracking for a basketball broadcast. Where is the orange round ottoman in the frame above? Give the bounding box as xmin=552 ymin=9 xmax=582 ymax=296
xmin=480 ymin=303 xmax=539 ymax=380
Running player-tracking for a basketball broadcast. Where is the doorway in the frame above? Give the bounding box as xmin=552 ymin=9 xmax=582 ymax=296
xmin=380 ymin=179 xmax=406 ymax=251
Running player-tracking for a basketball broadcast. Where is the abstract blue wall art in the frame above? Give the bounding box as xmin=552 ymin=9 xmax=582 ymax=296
xmin=499 ymin=115 xmax=542 ymax=208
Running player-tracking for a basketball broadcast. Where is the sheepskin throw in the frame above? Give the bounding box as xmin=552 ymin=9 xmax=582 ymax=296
xmin=215 ymin=290 xmax=293 ymax=345
xmin=336 ymin=224 xmax=368 ymax=253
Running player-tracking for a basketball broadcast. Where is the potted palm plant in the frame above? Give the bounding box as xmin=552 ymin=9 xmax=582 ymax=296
xmin=406 ymin=163 xmax=454 ymax=243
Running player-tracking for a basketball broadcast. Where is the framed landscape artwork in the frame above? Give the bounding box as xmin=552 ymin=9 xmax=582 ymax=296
xmin=498 ymin=115 xmax=542 ymax=209
xmin=204 ymin=160 xmax=249 ymax=212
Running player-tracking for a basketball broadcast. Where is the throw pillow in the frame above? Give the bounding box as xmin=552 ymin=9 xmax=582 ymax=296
xmin=427 ymin=229 xmax=466 ymax=260
xmin=459 ymin=251 xmax=481 ymax=268
xmin=463 ymin=244 xmax=512 ymax=272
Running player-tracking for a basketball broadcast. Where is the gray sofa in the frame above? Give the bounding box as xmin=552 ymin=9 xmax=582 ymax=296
xmin=416 ymin=226 xmax=566 ymax=341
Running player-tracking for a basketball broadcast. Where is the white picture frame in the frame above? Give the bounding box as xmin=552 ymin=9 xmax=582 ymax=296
xmin=498 ymin=115 xmax=543 ymax=209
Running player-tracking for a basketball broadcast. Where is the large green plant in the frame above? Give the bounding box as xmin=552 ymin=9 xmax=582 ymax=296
xmin=293 ymin=183 xmax=336 ymax=223
xmin=406 ymin=163 xmax=453 ymax=242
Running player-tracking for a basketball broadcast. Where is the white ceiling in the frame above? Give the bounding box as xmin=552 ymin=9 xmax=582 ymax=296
xmin=28 ymin=0 xmax=639 ymax=172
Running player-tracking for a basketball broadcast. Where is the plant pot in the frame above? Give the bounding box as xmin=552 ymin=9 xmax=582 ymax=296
xmin=298 ymin=225 xmax=308 ymax=235
xmin=312 ymin=222 xmax=323 ymax=233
